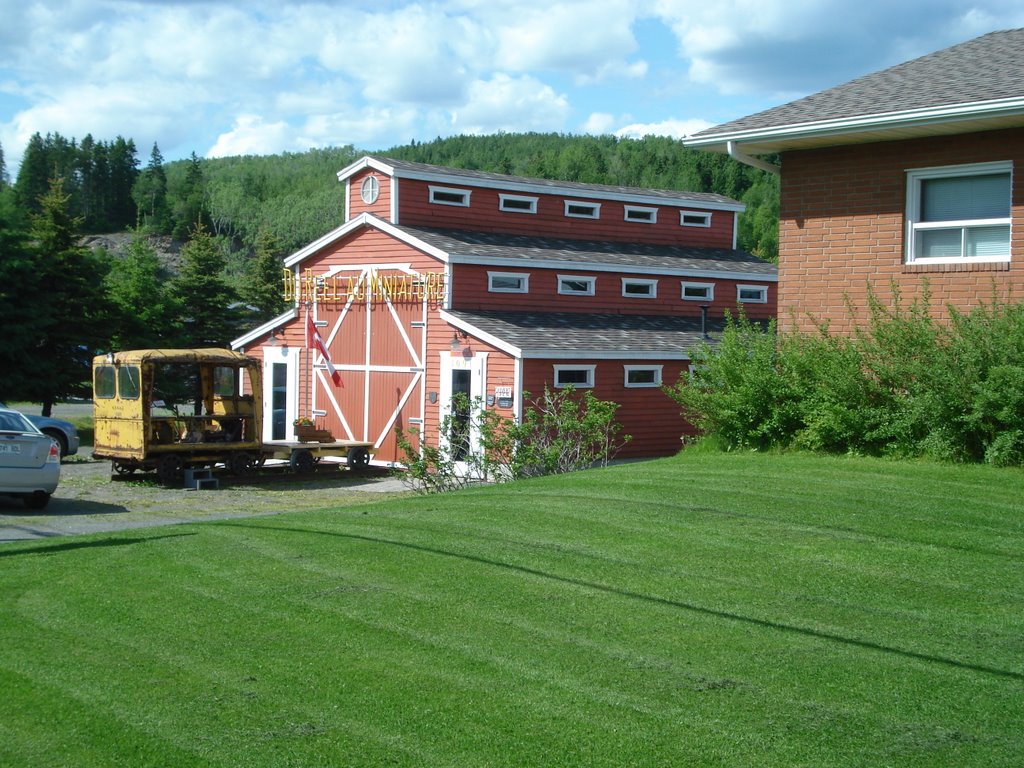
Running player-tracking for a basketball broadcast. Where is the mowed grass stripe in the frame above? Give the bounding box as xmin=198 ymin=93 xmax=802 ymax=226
xmin=1 ymin=451 xmax=1022 ymax=766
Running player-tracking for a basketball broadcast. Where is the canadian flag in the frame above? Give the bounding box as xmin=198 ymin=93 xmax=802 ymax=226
xmin=306 ymin=308 xmax=343 ymax=387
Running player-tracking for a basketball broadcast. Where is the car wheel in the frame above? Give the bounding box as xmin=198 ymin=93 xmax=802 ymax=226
xmin=42 ymin=429 xmax=68 ymax=459
xmin=24 ymin=491 xmax=51 ymax=510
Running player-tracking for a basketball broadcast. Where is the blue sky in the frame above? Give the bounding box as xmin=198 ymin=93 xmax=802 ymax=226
xmin=2 ymin=1 xmax=1023 ymax=174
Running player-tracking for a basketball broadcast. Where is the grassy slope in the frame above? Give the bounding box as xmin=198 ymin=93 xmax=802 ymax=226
xmin=1 ymin=451 xmax=1021 ymax=767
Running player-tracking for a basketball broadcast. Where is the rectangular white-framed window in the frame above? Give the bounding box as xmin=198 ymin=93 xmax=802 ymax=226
xmin=681 ymin=281 xmax=715 ymax=301
xmin=623 ymin=365 xmax=663 ymax=388
xmin=622 ymin=278 xmax=658 ymax=298
xmin=554 ymin=364 xmax=596 ymax=389
xmin=564 ymin=200 xmax=601 ymax=219
xmin=624 ymin=205 xmax=658 ymax=223
xmin=499 ymin=193 xmax=538 ymax=214
xmin=905 ymin=161 xmax=1012 ymax=263
xmin=557 ymin=274 xmax=596 ymax=296
xmin=680 ymin=210 xmax=712 ymax=228
xmin=429 ymin=185 xmax=471 ymax=207
xmin=488 ymin=271 xmax=530 ymax=293
xmin=737 ymin=284 xmax=768 ymax=304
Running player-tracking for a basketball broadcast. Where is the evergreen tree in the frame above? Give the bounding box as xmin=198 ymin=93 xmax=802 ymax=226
xmin=109 ymin=136 xmax=139 ymax=229
xmin=105 ymin=231 xmax=182 ymax=349
xmin=171 ymin=151 xmax=208 ymax=239
xmin=24 ymin=177 xmax=114 ymax=414
xmin=0 ymin=140 xmax=7 ymax=188
xmin=14 ymin=133 xmax=51 ymax=214
xmin=0 ymin=194 xmax=38 ymax=398
xmin=171 ymin=223 xmax=241 ymax=347
xmin=241 ymin=228 xmax=288 ymax=322
xmin=132 ymin=142 xmax=170 ymax=233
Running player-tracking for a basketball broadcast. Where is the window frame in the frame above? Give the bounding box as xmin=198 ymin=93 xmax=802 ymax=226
xmin=680 ymin=210 xmax=712 ymax=228
xmin=487 ymin=271 xmax=530 ymax=293
xmin=681 ymin=281 xmax=715 ymax=301
xmin=553 ymin=364 xmax=596 ymax=389
xmin=429 ymin=185 xmax=471 ymax=207
xmin=621 ymin=278 xmax=658 ymax=298
xmin=737 ymin=284 xmax=768 ymax=304
xmin=905 ymin=160 xmax=1013 ymax=264
xmin=624 ymin=205 xmax=658 ymax=223
xmin=499 ymin=193 xmax=539 ymax=214
xmin=557 ymin=274 xmax=596 ymax=296
xmin=623 ymin=365 xmax=663 ymax=388
xmin=564 ymin=200 xmax=601 ymax=219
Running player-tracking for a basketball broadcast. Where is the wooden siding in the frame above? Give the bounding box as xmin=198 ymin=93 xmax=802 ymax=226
xmin=779 ymin=127 xmax=1024 ymax=334
xmin=522 ymin=359 xmax=693 ymax=458
xmin=451 ymin=263 xmax=776 ymax=320
xmin=347 ymin=168 xmax=395 ymax=221
xmin=394 ymin=177 xmax=735 ymax=248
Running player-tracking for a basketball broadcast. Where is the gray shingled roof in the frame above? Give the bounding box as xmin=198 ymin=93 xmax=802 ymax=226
xmin=397 ymin=225 xmax=778 ymax=277
xmin=370 ymin=155 xmax=741 ymax=208
xmin=447 ymin=310 xmax=725 ymax=356
xmin=691 ymin=28 xmax=1024 ymax=140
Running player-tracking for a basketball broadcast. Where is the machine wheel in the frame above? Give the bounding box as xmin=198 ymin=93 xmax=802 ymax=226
xmin=227 ymin=451 xmax=257 ymax=476
xmin=112 ymin=461 xmax=137 ymax=476
xmin=290 ymin=449 xmax=315 ymax=474
xmin=346 ymin=446 xmax=371 ymax=471
xmin=156 ymin=454 xmax=184 ymax=485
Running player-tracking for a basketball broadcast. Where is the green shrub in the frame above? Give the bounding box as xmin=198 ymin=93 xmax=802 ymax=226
xmin=665 ymin=290 xmax=1024 ymax=466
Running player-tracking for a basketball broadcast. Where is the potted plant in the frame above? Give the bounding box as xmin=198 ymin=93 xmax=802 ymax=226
xmin=293 ymin=417 xmax=333 ymax=443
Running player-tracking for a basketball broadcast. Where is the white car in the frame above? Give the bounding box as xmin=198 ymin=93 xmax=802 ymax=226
xmin=0 ymin=407 xmax=61 ymax=509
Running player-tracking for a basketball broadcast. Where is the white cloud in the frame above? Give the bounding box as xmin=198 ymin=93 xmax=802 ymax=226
xmin=614 ymin=118 xmax=714 ymax=139
xmin=452 ymin=74 xmax=571 ymax=134
xmin=207 ymin=115 xmax=294 ymax=158
xmin=581 ymin=112 xmax=618 ymax=134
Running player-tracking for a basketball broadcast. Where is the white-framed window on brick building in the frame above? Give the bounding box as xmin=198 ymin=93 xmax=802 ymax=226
xmin=488 ymin=271 xmax=530 ymax=293
xmin=905 ymin=161 xmax=1012 ymax=263
xmin=622 ymin=278 xmax=658 ymax=298
xmin=557 ymin=275 xmax=596 ymax=296
xmin=499 ymin=193 xmax=538 ymax=214
xmin=429 ymin=185 xmax=471 ymax=207
xmin=623 ymin=365 xmax=662 ymax=388
xmin=553 ymin=365 xmax=595 ymax=388
xmin=682 ymin=281 xmax=714 ymax=301
xmin=737 ymin=284 xmax=768 ymax=304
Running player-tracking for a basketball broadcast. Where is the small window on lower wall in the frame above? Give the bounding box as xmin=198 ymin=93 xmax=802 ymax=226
xmin=682 ymin=282 xmax=714 ymax=301
xmin=624 ymin=205 xmax=658 ymax=223
xmin=680 ymin=211 xmax=712 ymax=227
xmin=554 ymin=364 xmax=595 ymax=388
xmin=622 ymin=278 xmax=657 ymax=298
xmin=737 ymin=284 xmax=768 ymax=304
xmin=624 ymin=365 xmax=662 ymax=388
xmin=558 ymin=274 xmax=596 ymax=295
xmin=488 ymin=271 xmax=530 ymax=293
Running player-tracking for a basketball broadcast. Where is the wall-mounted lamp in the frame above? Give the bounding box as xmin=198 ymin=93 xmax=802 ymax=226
xmin=268 ymin=330 xmax=278 ymax=347
xmin=450 ymin=330 xmax=469 ymax=353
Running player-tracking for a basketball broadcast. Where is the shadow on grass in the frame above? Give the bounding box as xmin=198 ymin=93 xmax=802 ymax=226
xmin=215 ymin=520 xmax=1024 ymax=682
xmin=0 ymin=531 xmax=196 ymax=558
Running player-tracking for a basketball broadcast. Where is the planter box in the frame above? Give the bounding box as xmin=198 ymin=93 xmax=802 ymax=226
xmin=294 ymin=425 xmax=334 ymax=443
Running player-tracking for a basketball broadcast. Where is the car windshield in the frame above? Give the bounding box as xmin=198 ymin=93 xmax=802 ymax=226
xmin=0 ymin=411 xmax=37 ymax=434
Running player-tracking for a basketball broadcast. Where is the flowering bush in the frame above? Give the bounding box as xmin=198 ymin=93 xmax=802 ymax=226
xmin=293 ymin=417 xmax=314 ymax=427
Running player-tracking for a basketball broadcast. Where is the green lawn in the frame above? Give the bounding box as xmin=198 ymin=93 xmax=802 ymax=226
xmin=2 ymin=451 xmax=1022 ymax=767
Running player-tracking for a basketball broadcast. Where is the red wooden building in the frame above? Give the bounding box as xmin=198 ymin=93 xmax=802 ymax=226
xmin=231 ymin=156 xmax=777 ymax=463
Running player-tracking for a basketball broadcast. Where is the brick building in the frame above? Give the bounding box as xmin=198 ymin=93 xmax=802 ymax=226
xmin=232 ymin=156 xmax=776 ymax=464
xmin=686 ymin=28 xmax=1024 ymax=334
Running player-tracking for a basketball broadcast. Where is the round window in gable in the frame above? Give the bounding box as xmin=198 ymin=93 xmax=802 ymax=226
xmin=360 ymin=175 xmax=380 ymax=204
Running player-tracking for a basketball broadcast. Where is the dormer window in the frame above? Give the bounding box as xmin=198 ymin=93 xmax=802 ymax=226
xmin=737 ymin=285 xmax=768 ymax=304
xmin=557 ymin=275 xmax=596 ymax=296
xmin=622 ymin=278 xmax=657 ymax=298
xmin=624 ymin=205 xmax=658 ymax=223
xmin=488 ymin=271 xmax=530 ymax=293
xmin=429 ymin=185 xmax=471 ymax=207
xmin=680 ymin=210 xmax=712 ymax=228
xmin=499 ymin=194 xmax=538 ymax=214
xmin=564 ymin=200 xmax=601 ymax=219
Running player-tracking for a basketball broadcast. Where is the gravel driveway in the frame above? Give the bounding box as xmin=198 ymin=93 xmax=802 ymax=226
xmin=0 ymin=456 xmax=411 ymax=543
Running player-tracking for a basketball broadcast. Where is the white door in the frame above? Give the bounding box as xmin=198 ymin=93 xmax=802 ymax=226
xmin=262 ymin=345 xmax=299 ymax=442
xmin=438 ymin=352 xmax=487 ymax=469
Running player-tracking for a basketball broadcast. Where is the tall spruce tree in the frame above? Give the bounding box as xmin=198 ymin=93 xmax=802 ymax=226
xmin=171 ymin=224 xmax=241 ymax=347
xmin=26 ymin=177 xmax=113 ymax=415
xmin=105 ymin=232 xmax=182 ymax=349
xmin=241 ymin=228 xmax=288 ymax=322
xmin=132 ymin=142 xmax=170 ymax=233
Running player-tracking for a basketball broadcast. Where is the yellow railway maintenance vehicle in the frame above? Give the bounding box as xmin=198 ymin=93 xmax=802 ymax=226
xmin=92 ymin=348 xmax=373 ymax=484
